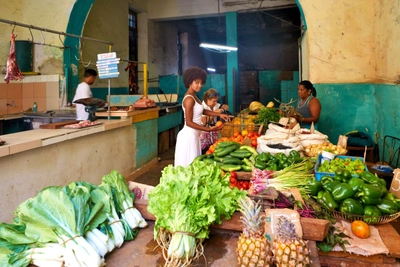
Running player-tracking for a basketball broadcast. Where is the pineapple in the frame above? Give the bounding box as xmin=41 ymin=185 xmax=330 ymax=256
xmin=237 ymin=197 xmax=273 ymax=267
xmin=272 ymin=216 xmax=311 ymax=267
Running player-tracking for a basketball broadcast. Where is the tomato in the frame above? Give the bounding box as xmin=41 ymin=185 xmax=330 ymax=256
xmin=251 ymin=139 xmax=257 ymax=148
xmin=242 ymin=181 xmax=250 ymax=190
xmin=247 ymin=132 xmax=254 ymax=138
xmin=233 ymin=131 xmax=240 ymax=137
xmin=351 ymin=220 xmax=370 ymax=239
xmin=237 ymin=181 xmax=244 ymax=190
xmin=205 ymin=150 xmax=213 ymax=155
xmin=209 ymin=145 xmax=216 ymax=152
xmin=229 ymin=176 xmax=237 ymax=185
xmin=230 ymin=171 xmax=237 ymax=179
xmin=229 ymin=184 xmax=236 ymax=189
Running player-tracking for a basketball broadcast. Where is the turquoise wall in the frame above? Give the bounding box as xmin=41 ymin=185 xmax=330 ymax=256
xmin=92 ymin=87 xmax=129 ymax=101
xmin=258 ymin=70 xmax=281 ymax=105
xmin=133 ymin=119 xmax=158 ymax=167
xmin=375 ymin=84 xmax=400 ymax=139
xmin=317 ymin=84 xmax=376 ymax=142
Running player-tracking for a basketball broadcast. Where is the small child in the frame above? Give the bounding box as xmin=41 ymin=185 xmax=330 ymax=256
xmin=200 ymin=88 xmax=230 ymax=153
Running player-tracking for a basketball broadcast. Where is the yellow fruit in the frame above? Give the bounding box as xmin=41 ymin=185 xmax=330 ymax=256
xmin=266 ymin=101 xmax=274 ymax=108
xmin=241 ymin=129 xmax=248 ymax=137
xmin=249 ymin=101 xmax=264 ymax=112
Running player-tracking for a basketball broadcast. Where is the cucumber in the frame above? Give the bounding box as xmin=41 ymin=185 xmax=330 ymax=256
xmin=220 ymin=164 xmax=242 ymax=172
xmin=240 ymin=145 xmax=258 ymax=156
xmin=217 ymin=141 xmax=241 ymax=148
xmin=214 ymin=144 xmax=239 ymax=157
xmin=241 ymin=165 xmax=252 ymax=172
xmin=230 ymin=150 xmax=253 ymax=159
xmin=221 ymin=157 xmax=243 ymax=165
xmin=192 ymin=154 xmax=206 ymax=163
xmin=242 ymin=158 xmax=253 ymax=167
xmin=203 ymin=158 xmax=222 ymax=166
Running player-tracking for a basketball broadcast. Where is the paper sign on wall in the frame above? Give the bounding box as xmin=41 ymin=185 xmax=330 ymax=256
xmin=390 ymin=169 xmax=400 ymax=199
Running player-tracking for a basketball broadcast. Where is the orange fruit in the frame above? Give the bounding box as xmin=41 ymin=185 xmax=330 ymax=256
xmin=351 ymin=220 xmax=370 ymax=239
xmin=215 ymin=121 xmax=223 ymax=127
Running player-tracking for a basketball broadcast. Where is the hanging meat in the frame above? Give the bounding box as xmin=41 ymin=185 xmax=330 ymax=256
xmin=4 ymin=34 xmax=23 ymax=84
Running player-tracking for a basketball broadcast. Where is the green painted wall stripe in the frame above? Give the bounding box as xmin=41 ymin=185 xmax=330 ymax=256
xmin=63 ymin=0 xmax=95 ymax=101
xmin=295 ymin=0 xmax=307 ymax=31
xmin=226 ymin=12 xmax=238 ymax=113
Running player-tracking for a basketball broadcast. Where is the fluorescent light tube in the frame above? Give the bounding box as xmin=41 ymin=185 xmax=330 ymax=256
xmin=199 ymin=43 xmax=238 ymax=52
xmin=207 ymin=68 xmax=216 ymax=72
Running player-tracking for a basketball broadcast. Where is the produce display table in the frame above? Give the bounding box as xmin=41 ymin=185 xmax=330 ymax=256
xmin=107 ymin=200 xmax=400 ymax=267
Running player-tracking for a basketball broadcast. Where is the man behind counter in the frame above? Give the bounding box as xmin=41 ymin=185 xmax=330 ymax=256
xmin=73 ymin=69 xmax=98 ymax=120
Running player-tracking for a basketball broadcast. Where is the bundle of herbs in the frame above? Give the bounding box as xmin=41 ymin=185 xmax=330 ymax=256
xmin=147 ymin=161 xmax=246 ymax=267
xmin=251 ymin=159 xmax=315 ymax=196
xmin=253 ymin=107 xmax=281 ymax=125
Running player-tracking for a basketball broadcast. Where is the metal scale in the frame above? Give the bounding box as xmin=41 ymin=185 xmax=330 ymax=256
xmin=73 ymin=97 xmax=106 ymax=121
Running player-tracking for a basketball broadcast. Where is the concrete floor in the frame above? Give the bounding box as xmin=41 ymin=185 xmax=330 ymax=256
xmin=104 ymin=147 xmax=400 ymax=266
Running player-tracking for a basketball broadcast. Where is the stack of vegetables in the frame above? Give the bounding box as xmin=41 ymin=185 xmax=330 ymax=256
xmin=147 ymin=161 xmax=246 ymax=267
xmin=312 ymin=169 xmax=400 ymax=224
xmin=0 ymin=170 xmax=146 ymax=267
xmin=195 ymin=141 xmax=259 ymax=172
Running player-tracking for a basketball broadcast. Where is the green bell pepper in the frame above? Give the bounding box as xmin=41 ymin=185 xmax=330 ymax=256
xmin=335 ymin=169 xmax=352 ymax=183
xmin=359 ymin=195 xmax=381 ymax=205
xmin=370 ymin=182 xmax=388 ymax=197
xmin=376 ymin=199 xmax=399 ymax=215
xmin=347 ymin=177 xmax=365 ymax=192
xmin=307 ymin=178 xmax=322 ymax=196
xmin=320 ymin=191 xmax=339 ymax=210
xmin=321 ymin=175 xmax=336 ymax=185
xmin=356 ymin=183 xmax=383 ymax=199
xmin=394 ymin=199 xmax=400 ymax=210
xmin=339 ymin=198 xmax=364 ymax=215
xmin=379 ymin=178 xmax=387 ymax=186
xmin=363 ymin=205 xmax=382 ymax=224
xmin=289 ymin=150 xmax=301 ymax=159
xmin=254 ymin=159 xmax=267 ymax=170
xmin=359 ymin=171 xmax=382 ymax=184
xmin=255 ymin=152 xmax=269 ymax=162
xmin=332 ymin=183 xmax=355 ymax=202
xmin=322 ymin=180 xmax=341 ymax=193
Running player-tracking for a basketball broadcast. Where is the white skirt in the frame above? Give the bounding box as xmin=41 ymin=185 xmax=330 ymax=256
xmin=174 ymin=126 xmax=201 ymax=167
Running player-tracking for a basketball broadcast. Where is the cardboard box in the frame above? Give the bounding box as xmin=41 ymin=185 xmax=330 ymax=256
xmin=264 ymin=208 xmax=302 ymax=242
xmin=128 ymin=181 xmax=154 ymax=200
xmin=390 ymin=169 xmax=400 ymax=199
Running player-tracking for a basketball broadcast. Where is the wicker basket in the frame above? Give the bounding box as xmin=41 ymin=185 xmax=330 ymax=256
xmin=321 ymin=206 xmax=400 ymax=225
xmin=219 ymin=123 xmax=260 ymax=138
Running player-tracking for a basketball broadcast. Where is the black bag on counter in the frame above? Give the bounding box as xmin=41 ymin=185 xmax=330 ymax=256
xmin=347 ymin=132 xmax=374 ymax=147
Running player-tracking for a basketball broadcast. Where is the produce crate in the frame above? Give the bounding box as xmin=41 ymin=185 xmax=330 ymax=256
xmin=219 ymin=123 xmax=262 ymax=138
xmin=314 ymin=154 xmax=368 ymax=181
xmin=247 ymin=187 xmax=279 ymax=210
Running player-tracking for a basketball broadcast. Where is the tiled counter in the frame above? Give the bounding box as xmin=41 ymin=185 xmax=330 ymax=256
xmin=0 ymin=108 xmax=160 ymax=222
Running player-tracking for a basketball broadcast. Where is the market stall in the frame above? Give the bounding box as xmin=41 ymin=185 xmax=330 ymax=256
xmin=1 ymin=99 xmax=400 ymax=267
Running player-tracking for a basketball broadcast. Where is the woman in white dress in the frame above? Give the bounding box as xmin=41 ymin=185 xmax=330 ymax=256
xmin=174 ymin=67 xmax=231 ymax=167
